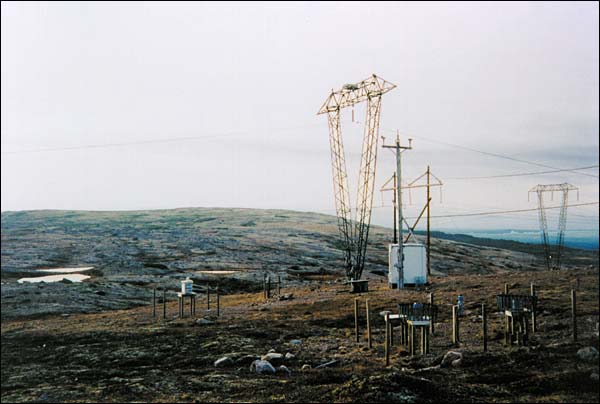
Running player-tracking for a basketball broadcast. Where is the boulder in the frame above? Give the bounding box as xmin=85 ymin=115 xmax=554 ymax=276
xmin=250 ymin=360 xmax=276 ymax=375
xmin=261 ymin=352 xmax=284 ymax=366
xmin=285 ymin=352 xmax=295 ymax=360
xmin=278 ymin=365 xmax=292 ymax=375
xmin=195 ymin=318 xmax=215 ymax=326
xmin=577 ymin=347 xmax=599 ymax=363
xmin=290 ymin=339 xmax=302 ymax=345
xmin=214 ymin=357 xmax=233 ymax=367
xmin=301 ymin=364 xmax=311 ymax=370
xmin=440 ymin=351 xmax=463 ymax=368
xmin=236 ymin=354 xmax=260 ymax=365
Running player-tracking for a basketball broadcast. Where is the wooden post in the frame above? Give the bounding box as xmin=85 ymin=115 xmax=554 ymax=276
xmin=482 ymin=303 xmax=487 ymax=352
xmin=504 ymin=284 xmax=509 ymax=295
xmin=263 ymin=274 xmax=266 ymax=300
xmin=207 ymin=283 xmax=211 ymax=310
xmin=452 ymin=305 xmax=459 ymax=345
xmin=571 ymin=289 xmax=577 ymax=342
xmin=385 ymin=313 xmax=390 ymax=366
xmin=429 ymin=292 xmax=434 ymax=335
xmin=216 ymin=286 xmax=220 ymax=317
xmin=530 ymin=283 xmax=537 ymax=333
xmin=152 ymin=288 xmax=156 ymax=318
xmin=354 ymin=299 xmax=359 ymax=343
xmin=365 ymin=299 xmax=372 ymax=349
xmin=278 ymin=274 xmax=281 ymax=296
xmin=189 ymin=296 xmax=193 ymax=317
xmin=426 ymin=165 xmax=431 ymax=276
xmin=504 ymin=313 xmax=509 ymax=346
xmin=410 ymin=324 xmax=416 ymax=356
xmin=163 ymin=288 xmax=166 ymax=319
xmin=267 ymin=276 xmax=271 ymax=299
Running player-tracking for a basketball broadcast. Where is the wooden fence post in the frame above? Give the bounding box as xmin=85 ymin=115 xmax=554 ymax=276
xmin=452 ymin=305 xmax=459 ymax=346
xmin=278 ymin=274 xmax=281 ymax=296
xmin=163 ymin=288 xmax=166 ymax=319
xmin=217 ymin=286 xmax=220 ymax=317
xmin=504 ymin=283 xmax=509 ymax=295
xmin=385 ymin=312 xmax=390 ymax=366
xmin=207 ymin=283 xmax=211 ymax=310
xmin=152 ymin=288 xmax=156 ymax=318
xmin=366 ymin=299 xmax=372 ymax=349
xmin=429 ymin=292 xmax=434 ymax=335
xmin=482 ymin=303 xmax=487 ymax=352
xmin=530 ymin=283 xmax=537 ymax=333
xmin=354 ymin=298 xmax=359 ymax=343
xmin=571 ymin=289 xmax=577 ymax=342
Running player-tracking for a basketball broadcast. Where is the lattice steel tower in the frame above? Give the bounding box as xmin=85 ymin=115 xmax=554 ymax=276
xmin=529 ymin=183 xmax=579 ymax=271
xmin=318 ymin=74 xmax=396 ymax=280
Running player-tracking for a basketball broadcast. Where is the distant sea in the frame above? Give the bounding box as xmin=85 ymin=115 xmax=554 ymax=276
xmin=447 ymin=229 xmax=599 ymax=250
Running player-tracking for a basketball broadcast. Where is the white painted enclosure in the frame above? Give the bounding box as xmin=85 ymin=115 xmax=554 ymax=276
xmin=388 ymin=243 xmax=427 ymax=286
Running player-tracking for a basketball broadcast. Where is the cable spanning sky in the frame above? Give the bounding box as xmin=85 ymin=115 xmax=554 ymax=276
xmin=1 ymin=2 xmax=598 ymax=235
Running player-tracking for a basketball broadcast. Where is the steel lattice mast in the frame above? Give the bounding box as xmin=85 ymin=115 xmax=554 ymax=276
xmin=318 ymin=74 xmax=396 ymax=280
xmin=529 ymin=183 xmax=579 ymax=271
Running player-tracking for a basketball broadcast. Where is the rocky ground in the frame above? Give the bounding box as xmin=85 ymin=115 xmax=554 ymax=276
xmin=1 ymin=208 xmax=599 ymax=402
xmin=3 ymin=208 xmax=596 ymax=320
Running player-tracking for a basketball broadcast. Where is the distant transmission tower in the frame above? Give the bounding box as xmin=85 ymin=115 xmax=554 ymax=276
xmin=528 ymin=183 xmax=579 ymax=271
xmin=318 ymin=74 xmax=396 ymax=281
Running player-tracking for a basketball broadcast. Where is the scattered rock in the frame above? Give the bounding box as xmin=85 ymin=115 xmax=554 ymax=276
xmin=236 ymin=354 xmax=260 ymax=365
xmin=315 ymin=360 xmax=338 ymax=369
xmin=195 ymin=318 xmax=215 ymax=326
xmin=278 ymin=365 xmax=292 ymax=375
xmin=577 ymin=347 xmax=599 ymax=363
xmin=214 ymin=357 xmax=233 ymax=368
xmin=285 ymin=352 xmax=295 ymax=360
xmin=301 ymin=364 xmax=311 ymax=370
xmin=290 ymin=339 xmax=302 ymax=345
xmin=261 ymin=352 xmax=284 ymax=366
xmin=440 ymin=351 xmax=463 ymax=368
xmin=279 ymin=294 xmax=294 ymax=301
xmin=268 ymin=348 xmax=276 ymax=353
xmin=250 ymin=360 xmax=276 ymax=375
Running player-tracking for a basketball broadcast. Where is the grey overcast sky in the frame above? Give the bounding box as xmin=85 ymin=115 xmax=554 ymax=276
xmin=1 ymin=1 xmax=599 ymax=232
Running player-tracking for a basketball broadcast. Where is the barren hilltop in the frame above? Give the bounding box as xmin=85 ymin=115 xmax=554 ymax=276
xmin=1 ymin=208 xmax=599 ymax=402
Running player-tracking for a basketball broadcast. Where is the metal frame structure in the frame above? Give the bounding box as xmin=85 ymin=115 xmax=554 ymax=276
xmin=381 ymin=166 xmax=443 ymax=276
xmin=318 ymin=74 xmax=396 ymax=281
xmin=528 ymin=183 xmax=579 ymax=271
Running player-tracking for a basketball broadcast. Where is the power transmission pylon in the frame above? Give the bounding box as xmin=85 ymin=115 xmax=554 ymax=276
xmin=318 ymin=74 xmax=396 ymax=281
xmin=381 ymin=165 xmax=443 ymax=277
xmin=528 ymin=183 xmax=579 ymax=271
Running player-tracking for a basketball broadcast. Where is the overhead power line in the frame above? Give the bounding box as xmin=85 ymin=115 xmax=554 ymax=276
xmin=408 ymin=201 xmax=599 ymax=219
xmin=443 ymin=165 xmax=599 ymax=180
xmin=375 ymin=126 xmax=600 ymax=179
xmin=0 ymin=122 xmax=326 ymax=155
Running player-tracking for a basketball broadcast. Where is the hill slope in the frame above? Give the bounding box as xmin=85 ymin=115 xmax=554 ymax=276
xmin=1 ymin=208 xmax=597 ymax=319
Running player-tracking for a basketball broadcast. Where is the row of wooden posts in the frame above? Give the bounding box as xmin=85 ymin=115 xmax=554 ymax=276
xmin=151 ymin=284 xmax=221 ymax=319
xmin=353 ymin=283 xmax=580 ymax=364
xmin=263 ymin=274 xmax=282 ymax=300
